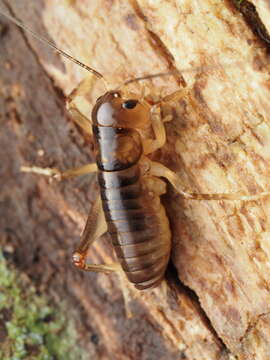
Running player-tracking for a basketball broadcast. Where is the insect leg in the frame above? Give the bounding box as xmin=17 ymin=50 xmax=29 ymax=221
xmin=157 ymin=88 xmax=190 ymax=105
xmin=74 ymin=199 xmax=134 ymax=316
xmin=22 ymin=76 xmax=100 ymax=179
xmin=66 ymin=74 xmax=102 ymax=136
xmin=143 ymin=105 xmax=166 ymax=154
xmin=143 ymin=88 xmax=190 ymax=154
xmin=73 ymin=195 xmax=120 ymax=273
xmin=21 ymin=163 xmax=97 ymax=180
xmin=145 ymin=159 xmax=270 ymax=201
xmin=67 ymin=105 xmax=93 ymax=136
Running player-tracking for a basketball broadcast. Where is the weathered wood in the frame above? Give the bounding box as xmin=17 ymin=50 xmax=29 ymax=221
xmin=0 ymin=1 xmax=270 ymax=359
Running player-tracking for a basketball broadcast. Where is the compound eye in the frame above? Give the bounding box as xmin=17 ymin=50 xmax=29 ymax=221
xmin=122 ymin=99 xmax=138 ymax=110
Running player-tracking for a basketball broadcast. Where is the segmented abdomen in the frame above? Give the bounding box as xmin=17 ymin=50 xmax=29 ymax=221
xmin=98 ymin=164 xmax=171 ymax=290
xmin=93 ymin=124 xmax=171 ymax=289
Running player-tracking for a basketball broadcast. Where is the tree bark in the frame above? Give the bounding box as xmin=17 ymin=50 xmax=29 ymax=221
xmin=0 ymin=0 xmax=270 ymax=359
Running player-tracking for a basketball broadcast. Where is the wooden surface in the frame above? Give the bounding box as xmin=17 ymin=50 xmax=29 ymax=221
xmin=0 ymin=1 xmax=270 ymax=359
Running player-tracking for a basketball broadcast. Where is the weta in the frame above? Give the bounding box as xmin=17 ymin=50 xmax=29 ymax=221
xmin=1 ymin=9 xmax=269 ymax=291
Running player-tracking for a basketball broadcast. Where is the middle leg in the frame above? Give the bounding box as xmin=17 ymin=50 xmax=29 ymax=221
xmin=21 ymin=163 xmax=97 ymax=180
xmin=144 ymin=158 xmax=270 ymax=201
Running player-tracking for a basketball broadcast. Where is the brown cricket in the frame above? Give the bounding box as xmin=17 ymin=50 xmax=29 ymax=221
xmin=74 ymin=90 xmax=172 ymax=290
xmin=2 ymin=9 xmax=269 ymax=290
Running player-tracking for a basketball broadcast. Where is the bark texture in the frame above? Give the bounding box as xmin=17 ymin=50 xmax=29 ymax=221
xmin=0 ymin=0 xmax=270 ymax=359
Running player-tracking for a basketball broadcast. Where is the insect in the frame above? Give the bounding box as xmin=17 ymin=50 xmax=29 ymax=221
xmin=1 ymin=9 xmax=269 ymax=291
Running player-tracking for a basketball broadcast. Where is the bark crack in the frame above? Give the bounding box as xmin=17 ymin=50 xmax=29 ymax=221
xmin=176 ymin=278 xmax=232 ymax=356
xmin=231 ymin=0 xmax=270 ymax=46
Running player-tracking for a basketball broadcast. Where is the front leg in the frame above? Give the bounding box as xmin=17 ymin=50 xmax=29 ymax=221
xmin=143 ymin=105 xmax=166 ymax=154
xmin=66 ymin=74 xmax=101 ymax=136
xmin=143 ymin=88 xmax=190 ymax=155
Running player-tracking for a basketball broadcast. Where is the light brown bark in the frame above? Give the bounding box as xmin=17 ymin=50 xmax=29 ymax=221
xmin=1 ymin=0 xmax=270 ymax=359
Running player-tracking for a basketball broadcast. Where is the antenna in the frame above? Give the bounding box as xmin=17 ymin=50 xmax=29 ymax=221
xmin=121 ymin=61 xmax=241 ymax=88
xmin=0 ymin=8 xmax=246 ymax=93
xmin=0 ymin=8 xmax=105 ymax=81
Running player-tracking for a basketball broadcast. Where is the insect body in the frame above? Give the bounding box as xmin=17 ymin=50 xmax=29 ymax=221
xmin=90 ymin=91 xmax=171 ymax=289
xmin=70 ymin=86 xmax=269 ymax=289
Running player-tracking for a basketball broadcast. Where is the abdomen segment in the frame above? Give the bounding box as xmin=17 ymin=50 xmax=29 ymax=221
xmin=98 ymin=164 xmax=171 ymax=290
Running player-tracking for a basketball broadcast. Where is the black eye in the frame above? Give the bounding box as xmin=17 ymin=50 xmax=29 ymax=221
xmin=122 ymin=99 xmax=138 ymax=109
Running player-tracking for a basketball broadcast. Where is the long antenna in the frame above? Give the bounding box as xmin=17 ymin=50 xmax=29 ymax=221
xmin=0 ymin=8 xmax=104 ymax=80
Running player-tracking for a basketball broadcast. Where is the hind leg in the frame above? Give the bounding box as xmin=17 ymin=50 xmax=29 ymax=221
xmin=72 ymin=195 xmax=120 ymax=273
xmin=74 ymin=195 xmax=136 ymax=317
